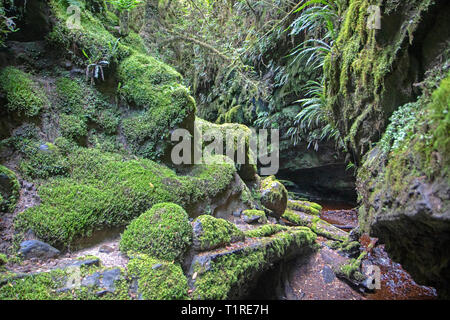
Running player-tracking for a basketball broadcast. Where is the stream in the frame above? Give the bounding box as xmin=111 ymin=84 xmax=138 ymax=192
xmin=317 ymin=201 xmax=437 ymax=300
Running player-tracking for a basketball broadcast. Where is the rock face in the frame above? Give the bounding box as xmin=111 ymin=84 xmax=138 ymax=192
xmin=325 ymin=0 xmax=450 ymax=298
xmin=259 ymin=176 xmax=288 ymax=218
xmin=278 ymin=140 xmax=356 ymax=202
xmin=19 ymin=240 xmax=60 ymax=260
xmin=357 ymin=74 xmax=450 ymax=297
xmin=325 ymin=0 xmax=450 ymax=162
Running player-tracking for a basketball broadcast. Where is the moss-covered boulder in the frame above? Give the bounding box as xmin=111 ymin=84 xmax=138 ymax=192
xmin=14 ymin=147 xmax=237 ymax=249
xmin=287 ymin=200 xmax=322 ymax=216
xmin=119 ymin=53 xmax=196 ymax=161
xmin=127 ymin=253 xmax=189 ymax=300
xmin=187 ymin=226 xmax=316 ymax=299
xmin=242 ymin=209 xmax=267 ymax=224
xmin=282 ymin=209 xmax=349 ymax=242
xmin=259 ymin=175 xmax=288 ymax=217
xmin=119 ymin=203 xmax=192 ymax=262
xmin=195 ymin=118 xmax=257 ymax=181
xmin=0 ymin=67 xmax=47 ymax=117
xmin=192 ymin=215 xmax=244 ymax=251
xmin=0 ymin=165 xmax=20 ymax=213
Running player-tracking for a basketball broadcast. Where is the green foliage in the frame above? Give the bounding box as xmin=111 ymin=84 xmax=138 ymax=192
xmin=59 ymin=113 xmax=88 ymax=141
xmin=55 ymin=77 xmax=119 ymax=137
xmin=120 ymin=203 xmax=192 ymax=262
xmin=0 ymin=67 xmax=47 ymax=117
xmin=106 ymin=0 xmax=142 ymax=12
xmin=18 ymin=142 xmax=70 ymax=180
xmin=127 ymin=253 xmax=189 ymax=300
xmin=193 ymin=215 xmax=244 ymax=251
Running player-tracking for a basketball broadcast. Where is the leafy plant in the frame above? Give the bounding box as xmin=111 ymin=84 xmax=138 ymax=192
xmin=82 ymin=38 xmax=120 ymax=84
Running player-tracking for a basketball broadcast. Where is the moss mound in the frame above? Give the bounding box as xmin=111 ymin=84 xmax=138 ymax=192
xmin=0 ymin=165 xmax=20 ymax=213
xmin=127 ymin=253 xmax=189 ymax=300
xmin=119 ymin=53 xmax=196 ymax=161
xmin=192 ymin=215 xmax=244 ymax=251
xmin=120 ymin=203 xmax=192 ymax=262
xmin=0 ymin=67 xmax=47 ymax=117
xmin=242 ymin=209 xmax=267 ymax=224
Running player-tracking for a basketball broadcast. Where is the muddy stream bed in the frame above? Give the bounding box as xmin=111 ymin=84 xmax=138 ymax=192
xmin=317 ymin=201 xmax=437 ymax=300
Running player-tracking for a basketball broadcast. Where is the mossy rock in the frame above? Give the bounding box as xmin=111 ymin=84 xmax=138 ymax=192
xmin=195 ymin=118 xmax=257 ymax=181
xmin=242 ymin=209 xmax=267 ymax=224
xmin=120 ymin=203 xmax=192 ymax=262
xmin=127 ymin=253 xmax=189 ymax=300
xmin=287 ymin=200 xmax=322 ymax=215
xmin=244 ymin=224 xmax=288 ymax=238
xmin=119 ymin=53 xmax=196 ymax=161
xmin=259 ymin=175 xmax=288 ymax=217
xmin=14 ymin=147 xmax=237 ymax=249
xmin=0 ymin=67 xmax=47 ymax=117
xmin=0 ymin=165 xmax=20 ymax=213
xmin=192 ymin=215 xmax=244 ymax=251
xmin=190 ymin=226 xmax=317 ymax=299
xmin=282 ymin=209 xmax=349 ymax=242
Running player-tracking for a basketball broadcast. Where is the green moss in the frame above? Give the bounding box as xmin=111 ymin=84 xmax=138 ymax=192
xmin=56 ymin=77 xmax=119 ymax=137
xmin=193 ymin=215 xmax=244 ymax=251
xmin=195 ymin=118 xmax=257 ymax=180
xmin=0 ymin=253 xmax=7 ymax=266
xmin=0 ymin=165 xmax=20 ymax=213
xmin=0 ymin=67 xmax=47 ymax=117
xmin=242 ymin=209 xmax=267 ymax=224
xmin=120 ymin=203 xmax=192 ymax=262
xmin=119 ymin=54 xmax=196 ymax=160
xmin=191 ymin=227 xmax=316 ymax=299
xmin=357 ymin=73 xmax=450 ymax=232
xmin=18 ymin=142 xmax=70 ymax=180
xmin=0 ymin=269 xmax=67 ymax=300
xmin=59 ymin=113 xmax=88 ymax=141
xmin=244 ymin=224 xmax=288 ymax=238
xmin=282 ymin=209 xmax=310 ymax=227
xmin=287 ymin=200 xmax=322 ymax=215
xmin=336 ymin=251 xmax=367 ymax=281
xmin=127 ymin=253 xmax=189 ymax=300
xmin=324 ymin=0 xmax=434 ymax=156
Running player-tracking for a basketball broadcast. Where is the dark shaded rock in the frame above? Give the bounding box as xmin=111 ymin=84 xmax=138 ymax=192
xmin=101 ymin=268 xmax=122 ymax=292
xmin=322 ymin=265 xmax=335 ymax=284
xmin=19 ymin=240 xmax=60 ymax=260
xmin=81 ymin=272 xmax=101 ymax=288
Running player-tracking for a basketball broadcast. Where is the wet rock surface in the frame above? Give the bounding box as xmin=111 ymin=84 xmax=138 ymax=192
xmin=19 ymin=240 xmax=60 ymax=260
